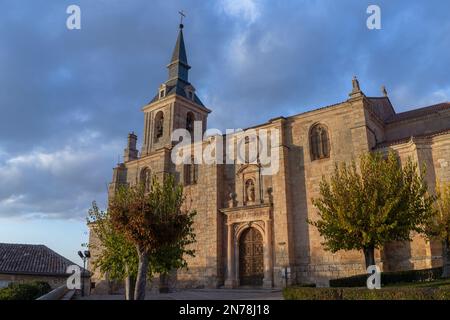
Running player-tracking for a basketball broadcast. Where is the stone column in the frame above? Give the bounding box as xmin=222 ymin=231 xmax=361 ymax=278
xmin=225 ymin=223 xmax=238 ymax=288
xmin=263 ymin=219 xmax=273 ymax=288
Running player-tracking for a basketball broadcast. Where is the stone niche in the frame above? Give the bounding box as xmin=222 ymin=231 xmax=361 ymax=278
xmin=234 ymin=164 xmax=265 ymax=207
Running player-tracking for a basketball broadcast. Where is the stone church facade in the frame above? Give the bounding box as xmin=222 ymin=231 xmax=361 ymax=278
xmin=89 ymin=24 xmax=450 ymax=290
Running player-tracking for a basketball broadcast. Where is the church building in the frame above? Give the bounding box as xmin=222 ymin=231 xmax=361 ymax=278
xmin=89 ymin=23 xmax=450 ymax=290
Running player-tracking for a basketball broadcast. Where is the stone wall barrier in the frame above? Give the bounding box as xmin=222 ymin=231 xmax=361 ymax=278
xmin=36 ymin=285 xmax=74 ymax=300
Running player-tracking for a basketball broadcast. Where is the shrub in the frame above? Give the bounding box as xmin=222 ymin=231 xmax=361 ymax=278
xmin=283 ymin=286 xmax=450 ymax=300
xmin=342 ymin=287 xmax=435 ymax=300
xmin=0 ymin=281 xmax=52 ymax=300
xmin=297 ymin=283 xmax=316 ymax=288
xmin=283 ymin=287 xmax=341 ymax=300
xmin=329 ymin=267 xmax=443 ymax=287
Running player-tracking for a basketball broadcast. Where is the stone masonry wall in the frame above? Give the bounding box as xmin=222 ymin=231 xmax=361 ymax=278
xmin=286 ymin=98 xmax=371 ymax=285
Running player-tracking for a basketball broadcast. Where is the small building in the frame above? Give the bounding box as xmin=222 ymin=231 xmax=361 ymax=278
xmin=0 ymin=243 xmax=90 ymax=295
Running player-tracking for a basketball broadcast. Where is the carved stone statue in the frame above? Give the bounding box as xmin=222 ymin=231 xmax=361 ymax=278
xmin=246 ymin=180 xmax=255 ymax=203
xmin=352 ymin=75 xmax=361 ymax=93
xmin=228 ymin=192 xmax=237 ymax=208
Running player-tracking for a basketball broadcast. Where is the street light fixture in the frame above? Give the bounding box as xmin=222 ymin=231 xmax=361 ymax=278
xmin=78 ymin=250 xmax=90 ymax=297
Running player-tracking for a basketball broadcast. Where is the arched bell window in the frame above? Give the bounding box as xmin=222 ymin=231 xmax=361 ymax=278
xmin=310 ymin=124 xmax=330 ymax=161
xmin=186 ymin=112 xmax=195 ymax=135
xmin=154 ymin=111 xmax=164 ymax=141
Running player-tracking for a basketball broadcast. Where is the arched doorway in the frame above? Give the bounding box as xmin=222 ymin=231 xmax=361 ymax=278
xmin=239 ymin=227 xmax=264 ymax=286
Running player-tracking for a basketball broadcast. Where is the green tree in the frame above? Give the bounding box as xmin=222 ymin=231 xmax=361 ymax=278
xmin=425 ymin=182 xmax=450 ymax=278
xmin=87 ymin=202 xmax=138 ymax=300
xmin=308 ymin=151 xmax=435 ymax=268
xmin=108 ymin=174 xmax=196 ymax=300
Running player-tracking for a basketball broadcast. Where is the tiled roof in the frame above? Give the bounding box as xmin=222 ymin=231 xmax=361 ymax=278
xmin=366 ymin=97 xmax=396 ymax=121
xmin=0 ymin=243 xmax=81 ymax=276
xmin=149 ymin=83 xmax=205 ymax=106
xmin=375 ymin=128 xmax=450 ymax=149
xmin=386 ymin=102 xmax=450 ymax=123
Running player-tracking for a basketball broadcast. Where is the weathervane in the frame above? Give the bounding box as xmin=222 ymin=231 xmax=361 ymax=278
xmin=179 ymin=10 xmax=186 ymax=28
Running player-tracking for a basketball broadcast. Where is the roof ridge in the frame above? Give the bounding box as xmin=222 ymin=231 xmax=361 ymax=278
xmin=286 ymin=100 xmax=348 ymax=120
xmin=0 ymin=242 xmax=46 ymax=247
xmin=386 ymin=102 xmax=450 ymax=123
xmin=396 ymin=101 xmax=450 ymax=114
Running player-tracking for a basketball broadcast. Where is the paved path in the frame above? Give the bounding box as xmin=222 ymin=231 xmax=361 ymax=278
xmin=78 ymin=288 xmax=283 ymax=300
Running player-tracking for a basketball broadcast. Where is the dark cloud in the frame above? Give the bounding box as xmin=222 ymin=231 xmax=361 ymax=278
xmin=0 ymin=0 xmax=449 ymax=220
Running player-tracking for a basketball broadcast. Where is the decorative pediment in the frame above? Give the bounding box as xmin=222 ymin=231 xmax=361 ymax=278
xmin=236 ymin=163 xmax=260 ymax=176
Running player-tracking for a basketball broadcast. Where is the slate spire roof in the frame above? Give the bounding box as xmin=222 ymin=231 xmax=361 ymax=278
xmin=170 ymin=24 xmax=189 ymax=67
xmin=0 ymin=243 xmax=84 ymax=276
xmin=166 ymin=23 xmax=191 ymax=86
xmin=149 ymin=22 xmax=204 ymax=106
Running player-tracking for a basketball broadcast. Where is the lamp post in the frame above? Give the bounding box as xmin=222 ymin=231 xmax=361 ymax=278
xmin=78 ymin=250 xmax=90 ymax=297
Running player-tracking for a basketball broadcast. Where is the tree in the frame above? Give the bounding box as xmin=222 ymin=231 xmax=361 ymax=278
xmin=308 ymin=151 xmax=435 ymax=269
xmin=87 ymin=202 xmax=138 ymax=300
xmin=424 ymin=182 xmax=450 ymax=278
xmin=108 ymin=174 xmax=196 ymax=300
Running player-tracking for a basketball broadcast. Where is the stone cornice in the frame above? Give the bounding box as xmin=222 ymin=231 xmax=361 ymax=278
xmin=220 ymin=203 xmax=271 ymax=214
xmin=375 ymin=129 xmax=450 ymax=149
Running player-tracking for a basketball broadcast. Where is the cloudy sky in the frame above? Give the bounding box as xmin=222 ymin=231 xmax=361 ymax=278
xmin=0 ymin=0 xmax=449 ymax=263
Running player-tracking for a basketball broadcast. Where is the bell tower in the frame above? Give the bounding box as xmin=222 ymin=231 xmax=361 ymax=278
xmin=141 ymin=22 xmax=211 ymax=156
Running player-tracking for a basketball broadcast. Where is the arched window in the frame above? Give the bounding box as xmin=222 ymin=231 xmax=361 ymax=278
xmin=140 ymin=167 xmax=151 ymax=191
xmin=186 ymin=112 xmax=195 ymax=135
xmin=310 ymin=124 xmax=330 ymax=161
xmin=154 ymin=111 xmax=164 ymax=141
xmin=184 ymin=157 xmax=198 ymax=186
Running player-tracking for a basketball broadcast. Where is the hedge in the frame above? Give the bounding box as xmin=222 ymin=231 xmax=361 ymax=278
xmin=283 ymin=286 xmax=450 ymax=300
xmin=329 ymin=267 xmax=443 ymax=287
xmin=0 ymin=281 xmax=52 ymax=300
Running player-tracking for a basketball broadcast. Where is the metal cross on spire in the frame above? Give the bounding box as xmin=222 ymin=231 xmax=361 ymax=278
xmin=178 ymin=10 xmax=186 ymax=27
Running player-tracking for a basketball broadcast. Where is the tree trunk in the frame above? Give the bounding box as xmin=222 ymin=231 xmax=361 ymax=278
xmin=124 ymin=264 xmax=135 ymax=300
xmin=159 ymin=273 xmax=169 ymax=294
xmin=134 ymin=248 xmax=149 ymax=300
xmin=363 ymin=246 xmax=376 ymax=269
xmin=125 ymin=276 xmax=136 ymax=300
xmin=442 ymin=239 xmax=450 ymax=278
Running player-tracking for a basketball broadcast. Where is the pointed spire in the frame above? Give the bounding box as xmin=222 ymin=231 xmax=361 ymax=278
xmin=149 ymin=17 xmax=205 ymax=107
xmin=351 ymin=76 xmax=361 ymax=93
xmin=167 ymin=23 xmax=191 ymax=85
xmin=170 ymin=24 xmax=188 ymax=65
xmin=348 ymin=75 xmax=365 ymax=100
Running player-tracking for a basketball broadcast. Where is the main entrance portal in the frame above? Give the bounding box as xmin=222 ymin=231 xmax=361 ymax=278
xmin=239 ymin=227 xmax=264 ymax=286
